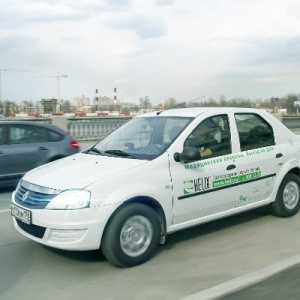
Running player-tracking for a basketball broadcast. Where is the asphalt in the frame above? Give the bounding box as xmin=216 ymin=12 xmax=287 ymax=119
xmin=220 ymin=264 xmax=300 ymax=300
xmin=180 ymin=249 xmax=300 ymax=300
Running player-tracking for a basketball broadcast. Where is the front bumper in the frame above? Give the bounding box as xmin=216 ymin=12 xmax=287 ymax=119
xmin=11 ymin=193 xmax=117 ymax=251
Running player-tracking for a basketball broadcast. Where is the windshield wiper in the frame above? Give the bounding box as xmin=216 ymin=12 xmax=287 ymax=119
xmin=104 ymin=150 xmax=137 ymax=159
xmin=85 ymin=147 xmax=104 ymax=155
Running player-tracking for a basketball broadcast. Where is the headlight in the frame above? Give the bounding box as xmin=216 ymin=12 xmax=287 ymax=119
xmin=46 ymin=189 xmax=91 ymax=210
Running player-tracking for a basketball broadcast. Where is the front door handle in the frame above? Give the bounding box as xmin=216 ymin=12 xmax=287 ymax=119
xmin=276 ymin=153 xmax=283 ymax=158
xmin=227 ymin=164 xmax=236 ymax=170
xmin=37 ymin=147 xmax=48 ymax=151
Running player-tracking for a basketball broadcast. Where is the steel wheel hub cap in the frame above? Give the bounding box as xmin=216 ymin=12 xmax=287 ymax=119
xmin=283 ymin=181 xmax=299 ymax=209
xmin=120 ymin=215 xmax=153 ymax=257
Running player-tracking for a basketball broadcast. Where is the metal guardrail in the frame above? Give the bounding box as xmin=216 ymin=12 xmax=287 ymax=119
xmin=281 ymin=115 xmax=300 ymax=129
xmin=66 ymin=117 xmax=131 ymax=141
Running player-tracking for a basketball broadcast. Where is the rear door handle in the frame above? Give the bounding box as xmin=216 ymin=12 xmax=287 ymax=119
xmin=37 ymin=147 xmax=48 ymax=151
xmin=276 ymin=153 xmax=283 ymax=158
xmin=227 ymin=164 xmax=236 ymax=170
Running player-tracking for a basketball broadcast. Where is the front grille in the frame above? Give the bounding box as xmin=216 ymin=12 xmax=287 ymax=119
xmin=15 ymin=180 xmax=60 ymax=209
xmin=16 ymin=219 xmax=46 ymax=239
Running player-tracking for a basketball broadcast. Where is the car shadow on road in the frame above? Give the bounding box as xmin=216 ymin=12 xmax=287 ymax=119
xmin=43 ymin=247 xmax=107 ymax=263
xmin=158 ymin=206 xmax=270 ymax=253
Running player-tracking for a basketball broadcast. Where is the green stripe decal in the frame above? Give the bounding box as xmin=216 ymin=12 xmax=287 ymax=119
xmin=178 ymin=173 xmax=275 ymax=200
xmin=212 ymin=171 xmax=261 ymax=188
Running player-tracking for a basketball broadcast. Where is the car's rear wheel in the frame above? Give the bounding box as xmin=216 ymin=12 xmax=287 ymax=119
xmin=271 ymin=173 xmax=300 ymax=217
xmin=101 ymin=203 xmax=160 ymax=267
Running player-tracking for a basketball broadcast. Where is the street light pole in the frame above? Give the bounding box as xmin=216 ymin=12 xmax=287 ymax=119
xmin=271 ymin=96 xmax=278 ymax=113
xmin=95 ymin=89 xmax=99 ymax=113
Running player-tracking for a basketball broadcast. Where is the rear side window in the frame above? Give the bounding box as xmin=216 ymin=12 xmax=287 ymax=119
xmin=47 ymin=129 xmax=63 ymax=142
xmin=235 ymin=113 xmax=275 ymax=151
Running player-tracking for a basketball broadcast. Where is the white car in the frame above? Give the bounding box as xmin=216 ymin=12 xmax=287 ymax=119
xmin=11 ymin=107 xmax=300 ymax=267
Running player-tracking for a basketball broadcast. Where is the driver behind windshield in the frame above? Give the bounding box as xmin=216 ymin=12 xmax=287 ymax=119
xmin=186 ymin=118 xmax=221 ymax=158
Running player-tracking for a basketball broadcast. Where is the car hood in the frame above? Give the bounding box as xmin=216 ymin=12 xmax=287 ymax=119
xmin=24 ymin=153 xmax=148 ymax=190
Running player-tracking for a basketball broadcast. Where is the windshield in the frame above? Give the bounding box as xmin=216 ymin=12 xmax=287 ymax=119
xmin=86 ymin=116 xmax=193 ymax=160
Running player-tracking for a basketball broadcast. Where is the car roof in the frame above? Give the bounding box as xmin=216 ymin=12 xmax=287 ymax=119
xmin=136 ymin=107 xmax=265 ymax=118
xmin=0 ymin=120 xmax=48 ymax=124
xmin=0 ymin=120 xmax=64 ymax=133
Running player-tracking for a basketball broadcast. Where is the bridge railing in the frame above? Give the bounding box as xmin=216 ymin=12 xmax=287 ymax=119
xmin=66 ymin=117 xmax=131 ymax=141
xmin=281 ymin=115 xmax=300 ymax=129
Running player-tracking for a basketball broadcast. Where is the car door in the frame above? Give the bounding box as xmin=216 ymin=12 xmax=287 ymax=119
xmin=233 ymin=113 xmax=284 ymax=205
xmin=169 ymin=114 xmax=242 ymax=224
xmin=0 ymin=124 xmax=14 ymax=179
xmin=6 ymin=124 xmax=49 ymax=175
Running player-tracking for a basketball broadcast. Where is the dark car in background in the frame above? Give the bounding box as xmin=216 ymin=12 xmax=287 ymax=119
xmin=0 ymin=121 xmax=80 ymax=187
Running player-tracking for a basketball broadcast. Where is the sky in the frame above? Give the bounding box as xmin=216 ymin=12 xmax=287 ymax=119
xmin=1 ymin=0 xmax=300 ymax=105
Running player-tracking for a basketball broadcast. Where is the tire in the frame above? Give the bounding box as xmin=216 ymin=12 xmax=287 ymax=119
xmin=271 ymin=173 xmax=300 ymax=217
xmin=101 ymin=203 xmax=160 ymax=268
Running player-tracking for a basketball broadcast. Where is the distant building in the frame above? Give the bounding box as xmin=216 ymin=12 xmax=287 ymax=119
xmin=41 ymin=99 xmax=57 ymax=114
xmin=73 ymin=96 xmax=90 ymax=107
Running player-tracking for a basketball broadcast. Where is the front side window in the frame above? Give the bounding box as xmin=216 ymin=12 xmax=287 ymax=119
xmin=89 ymin=116 xmax=193 ymax=160
xmin=9 ymin=125 xmax=46 ymax=144
xmin=235 ymin=113 xmax=275 ymax=151
xmin=184 ymin=114 xmax=231 ymax=159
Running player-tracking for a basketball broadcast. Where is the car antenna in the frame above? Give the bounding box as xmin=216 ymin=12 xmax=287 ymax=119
xmin=156 ymin=95 xmax=206 ymax=115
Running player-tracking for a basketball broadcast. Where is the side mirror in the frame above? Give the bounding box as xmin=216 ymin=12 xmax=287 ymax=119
xmin=174 ymin=146 xmax=201 ymax=163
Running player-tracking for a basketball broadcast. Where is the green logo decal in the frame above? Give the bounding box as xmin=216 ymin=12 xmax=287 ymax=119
xmin=183 ymin=177 xmax=211 ymax=195
xmin=183 ymin=180 xmax=194 ymax=194
xmin=239 ymin=195 xmax=249 ymax=201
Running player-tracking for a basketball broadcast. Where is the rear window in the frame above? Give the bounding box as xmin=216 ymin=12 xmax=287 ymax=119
xmin=47 ymin=129 xmax=63 ymax=142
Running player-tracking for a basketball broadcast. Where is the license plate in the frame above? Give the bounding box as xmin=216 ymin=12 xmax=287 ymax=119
xmin=11 ymin=204 xmax=32 ymax=225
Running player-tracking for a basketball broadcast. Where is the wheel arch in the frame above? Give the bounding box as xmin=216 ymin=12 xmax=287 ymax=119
xmin=278 ymin=166 xmax=300 ymax=188
xmin=271 ymin=170 xmax=300 ymax=217
xmin=288 ymin=167 xmax=300 ymax=178
xmin=272 ymin=166 xmax=300 ymax=200
xmin=101 ymin=196 xmax=167 ymax=246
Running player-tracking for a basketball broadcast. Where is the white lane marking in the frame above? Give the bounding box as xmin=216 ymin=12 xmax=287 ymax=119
xmin=0 ymin=209 xmax=10 ymax=213
xmin=181 ymin=253 xmax=300 ymax=300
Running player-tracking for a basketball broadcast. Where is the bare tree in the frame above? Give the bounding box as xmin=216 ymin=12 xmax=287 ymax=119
xmin=164 ymin=97 xmax=177 ymax=109
xmin=61 ymin=100 xmax=71 ymax=113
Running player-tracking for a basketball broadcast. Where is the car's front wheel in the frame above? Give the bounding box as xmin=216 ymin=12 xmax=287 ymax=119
xmin=271 ymin=173 xmax=300 ymax=217
xmin=101 ymin=203 xmax=160 ymax=267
